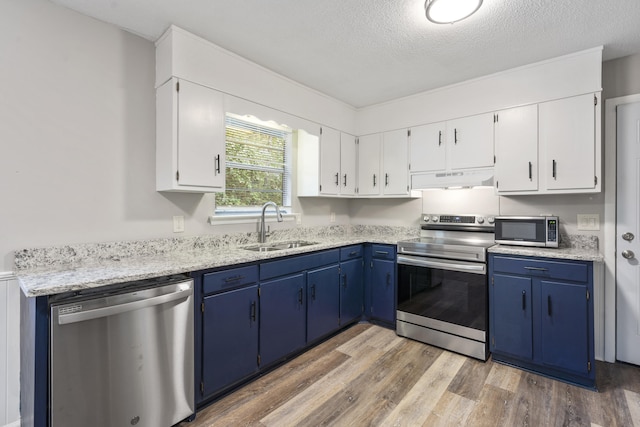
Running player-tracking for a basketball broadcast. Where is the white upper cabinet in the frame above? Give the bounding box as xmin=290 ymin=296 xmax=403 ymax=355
xmin=494 ymin=104 xmax=539 ymax=193
xmin=295 ymin=129 xmax=322 ymax=197
xmin=156 ymin=77 xmax=225 ymax=192
xmin=297 ymin=127 xmax=357 ymax=197
xmin=410 ymin=113 xmax=493 ymax=177
xmin=494 ymin=93 xmax=601 ymax=195
xmin=410 ymin=122 xmax=446 ymax=173
xmin=340 ymin=133 xmax=357 ymax=196
xmin=447 ymin=113 xmax=495 ymax=170
xmin=318 ymin=127 xmax=341 ymax=195
xmin=382 ymin=129 xmax=410 ymax=195
xmin=539 ymin=93 xmax=600 ymax=192
xmin=357 ymin=134 xmax=382 ymax=196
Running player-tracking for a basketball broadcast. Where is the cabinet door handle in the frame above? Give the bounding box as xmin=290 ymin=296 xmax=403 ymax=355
xmin=342 ymin=274 xmax=347 ymax=289
xmin=386 ymin=272 xmax=391 ymax=286
xmin=522 ymin=290 xmax=526 ymax=311
xmin=343 ymin=174 xmax=347 ymax=187
xmin=311 ymin=284 xmax=316 ymax=300
xmin=349 ymin=251 xmax=359 ymax=257
xmin=250 ymin=301 xmax=257 ymax=322
xmin=224 ymin=275 xmax=244 ymax=283
xmin=552 ymin=159 xmax=557 ymax=180
xmin=385 ymin=173 xmax=389 ymax=186
xmin=375 ymin=250 xmax=389 ymax=256
xmin=547 ymin=295 xmax=552 ymax=316
xmin=373 ymin=174 xmax=377 ymax=187
xmin=335 ymin=173 xmax=339 ymax=186
xmin=438 ymin=130 xmax=442 ymax=146
xmin=528 ymin=161 xmax=532 ymax=180
xmin=524 ymin=266 xmax=548 ymax=272
xmin=215 ymin=154 xmax=221 ymax=174
xmin=454 ymin=128 xmax=458 ymax=144
xmin=298 ymin=288 xmax=304 ymax=305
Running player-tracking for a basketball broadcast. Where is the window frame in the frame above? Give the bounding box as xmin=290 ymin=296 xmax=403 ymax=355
xmin=214 ymin=113 xmax=293 ymax=216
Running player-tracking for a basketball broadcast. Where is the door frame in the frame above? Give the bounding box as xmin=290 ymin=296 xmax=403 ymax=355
xmin=604 ymin=93 xmax=640 ymax=363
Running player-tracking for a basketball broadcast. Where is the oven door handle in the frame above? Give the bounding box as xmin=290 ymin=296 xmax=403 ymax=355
xmin=397 ymin=255 xmax=486 ymax=274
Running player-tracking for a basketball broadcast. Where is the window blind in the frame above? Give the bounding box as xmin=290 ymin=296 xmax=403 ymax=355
xmin=215 ymin=115 xmax=292 ymax=211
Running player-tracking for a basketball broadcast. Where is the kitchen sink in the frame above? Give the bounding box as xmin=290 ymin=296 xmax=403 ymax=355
xmin=243 ymin=240 xmax=318 ymax=252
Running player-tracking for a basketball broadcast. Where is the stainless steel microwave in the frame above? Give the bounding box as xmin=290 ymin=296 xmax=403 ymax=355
xmin=494 ymin=216 xmax=559 ymax=248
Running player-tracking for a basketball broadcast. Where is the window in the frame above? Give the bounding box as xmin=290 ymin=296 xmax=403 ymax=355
xmin=215 ymin=113 xmax=292 ymax=214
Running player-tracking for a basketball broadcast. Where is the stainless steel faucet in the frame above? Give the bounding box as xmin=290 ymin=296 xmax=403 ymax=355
xmin=259 ymin=202 xmax=283 ymax=243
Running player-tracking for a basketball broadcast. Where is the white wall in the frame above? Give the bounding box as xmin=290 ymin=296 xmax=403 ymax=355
xmin=0 ymin=0 xmax=350 ymax=272
xmin=603 ymin=52 xmax=640 ymax=100
xmin=349 ymin=198 xmax=423 ymax=227
xmin=499 ymin=193 xmax=605 ymax=242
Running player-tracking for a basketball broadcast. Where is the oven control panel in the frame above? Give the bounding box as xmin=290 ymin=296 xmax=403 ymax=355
xmin=422 ymin=214 xmax=495 ymax=229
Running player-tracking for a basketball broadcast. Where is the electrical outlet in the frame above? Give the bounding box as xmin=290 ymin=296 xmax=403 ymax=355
xmin=330 ymin=212 xmax=336 ymax=223
xmin=577 ymin=214 xmax=599 ymax=231
xmin=173 ymin=215 xmax=185 ymax=233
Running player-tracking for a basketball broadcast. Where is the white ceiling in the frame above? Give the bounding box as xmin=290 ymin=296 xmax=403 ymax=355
xmin=50 ymin=0 xmax=640 ymax=108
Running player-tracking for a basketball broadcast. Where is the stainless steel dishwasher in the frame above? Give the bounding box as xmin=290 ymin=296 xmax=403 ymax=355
xmin=49 ymin=275 xmax=195 ymax=427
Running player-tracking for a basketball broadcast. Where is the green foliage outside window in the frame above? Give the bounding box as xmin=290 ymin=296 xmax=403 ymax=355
xmin=215 ymin=115 xmax=291 ymax=210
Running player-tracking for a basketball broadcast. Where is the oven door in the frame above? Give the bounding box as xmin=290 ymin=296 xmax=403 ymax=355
xmin=396 ymin=254 xmax=487 ymax=338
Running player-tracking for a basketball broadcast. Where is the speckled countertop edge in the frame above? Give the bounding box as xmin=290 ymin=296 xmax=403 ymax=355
xmin=488 ymin=245 xmax=604 ymax=262
xmin=15 ymin=225 xmax=419 ymax=297
xmin=488 ymin=233 xmax=603 ymax=262
xmin=15 ymin=226 xmax=603 ymax=297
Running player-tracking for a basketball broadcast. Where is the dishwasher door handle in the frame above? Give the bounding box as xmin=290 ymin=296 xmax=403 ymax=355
xmin=58 ymin=285 xmax=193 ymax=325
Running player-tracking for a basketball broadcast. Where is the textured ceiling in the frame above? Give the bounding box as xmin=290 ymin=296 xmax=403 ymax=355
xmin=49 ymin=0 xmax=640 ymax=108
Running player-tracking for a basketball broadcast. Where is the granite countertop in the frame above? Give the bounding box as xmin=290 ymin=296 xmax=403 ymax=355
xmin=14 ymin=225 xmax=419 ymax=297
xmin=488 ymin=244 xmax=603 ymax=262
xmin=14 ymin=225 xmax=604 ymax=297
xmin=488 ymin=233 xmax=604 ymax=262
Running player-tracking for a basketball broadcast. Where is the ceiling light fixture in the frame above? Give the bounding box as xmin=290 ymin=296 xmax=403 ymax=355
xmin=425 ymin=0 xmax=483 ymax=24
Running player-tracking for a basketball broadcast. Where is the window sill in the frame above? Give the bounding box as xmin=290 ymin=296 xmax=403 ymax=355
xmin=208 ymin=213 xmax=300 ymax=226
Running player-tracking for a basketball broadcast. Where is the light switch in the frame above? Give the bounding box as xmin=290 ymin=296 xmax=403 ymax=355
xmin=577 ymin=214 xmax=600 ymax=231
xmin=173 ymin=215 xmax=185 ymax=233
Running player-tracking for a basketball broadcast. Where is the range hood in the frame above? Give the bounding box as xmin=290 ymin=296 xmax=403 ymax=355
xmin=411 ymin=168 xmax=494 ymax=189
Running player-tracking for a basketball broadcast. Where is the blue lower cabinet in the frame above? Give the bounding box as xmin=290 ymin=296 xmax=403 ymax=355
xmin=489 ymin=254 xmax=595 ymax=388
xmin=364 ymin=244 xmax=396 ymax=327
xmin=259 ymin=273 xmax=307 ymax=367
xmin=340 ymin=257 xmax=364 ymax=325
xmin=370 ymin=257 xmax=395 ymax=325
xmin=202 ymin=285 xmax=259 ymax=397
xmin=540 ymin=280 xmax=590 ymax=375
xmin=307 ymin=264 xmax=340 ymax=343
xmin=490 ymin=273 xmax=533 ymax=359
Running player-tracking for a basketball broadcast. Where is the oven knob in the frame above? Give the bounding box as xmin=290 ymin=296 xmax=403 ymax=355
xmin=487 ymin=216 xmax=495 ymax=224
xmin=423 ymin=215 xmax=430 ymax=222
xmin=477 ymin=216 xmax=485 ymax=224
xmin=431 ymin=216 xmax=439 ymax=222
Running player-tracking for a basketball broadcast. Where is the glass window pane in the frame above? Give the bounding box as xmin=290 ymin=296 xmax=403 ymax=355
xmin=215 ymin=114 xmax=291 ymax=213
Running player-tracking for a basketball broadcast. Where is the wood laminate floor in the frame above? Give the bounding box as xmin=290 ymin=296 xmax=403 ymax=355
xmin=183 ymin=324 xmax=640 ymax=426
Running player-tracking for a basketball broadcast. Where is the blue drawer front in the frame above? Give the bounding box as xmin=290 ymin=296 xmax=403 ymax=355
xmin=340 ymin=245 xmax=363 ymax=260
xmin=260 ymin=249 xmax=340 ymax=280
xmin=203 ymin=265 xmax=259 ymax=294
xmin=492 ymin=256 xmax=588 ymax=283
xmin=371 ymin=244 xmax=395 ymax=260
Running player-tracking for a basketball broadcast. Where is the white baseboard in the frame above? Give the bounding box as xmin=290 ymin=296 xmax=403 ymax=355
xmin=3 ymin=419 xmax=21 ymax=427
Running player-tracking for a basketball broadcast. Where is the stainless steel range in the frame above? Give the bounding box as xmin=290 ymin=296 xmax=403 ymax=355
xmin=396 ymin=213 xmax=495 ymax=360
